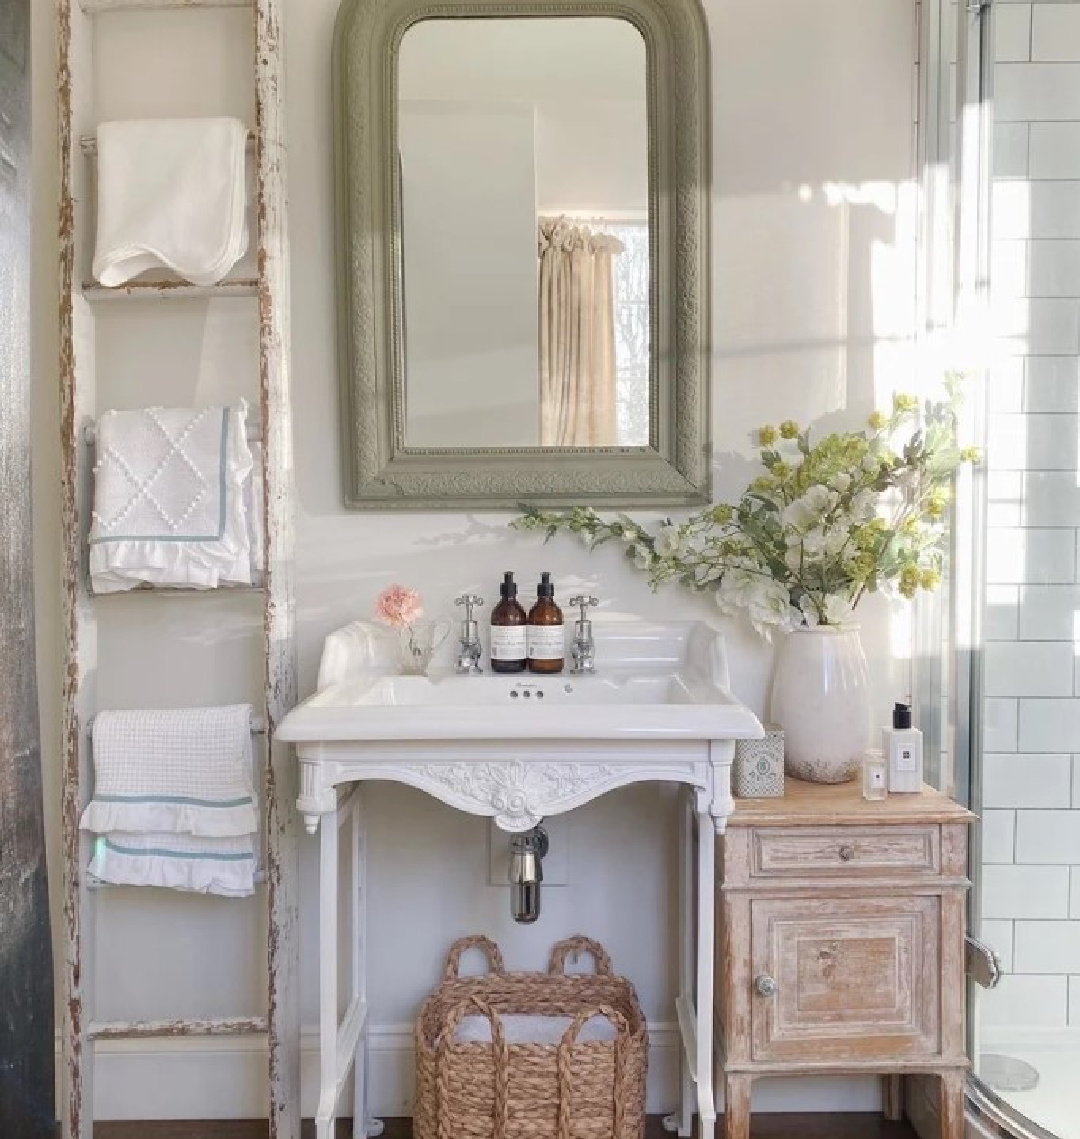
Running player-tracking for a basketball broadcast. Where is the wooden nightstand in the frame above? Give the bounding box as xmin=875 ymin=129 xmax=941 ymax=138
xmin=716 ymin=779 xmax=975 ymax=1139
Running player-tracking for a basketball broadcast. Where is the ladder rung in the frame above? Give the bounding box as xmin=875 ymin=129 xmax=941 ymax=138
xmin=80 ymin=0 xmax=252 ymax=12
xmin=80 ymin=131 xmax=257 ymax=157
xmin=88 ymin=1016 xmax=268 ymax=1040
xmin=88 ymin=581 xmax=266 ymax=597
xmin=82 ymin=277 xmax=259 ymax=301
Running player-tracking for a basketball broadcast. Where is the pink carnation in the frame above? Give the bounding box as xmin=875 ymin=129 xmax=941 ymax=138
xmin=374 ymin=584 xmax=424 ymax=628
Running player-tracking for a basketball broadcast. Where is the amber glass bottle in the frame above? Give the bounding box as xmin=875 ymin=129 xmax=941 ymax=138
xmin=527 ymin=572 xmax=564 ymax=674
xmin=490 ymin=571 xmax=528 ymax=673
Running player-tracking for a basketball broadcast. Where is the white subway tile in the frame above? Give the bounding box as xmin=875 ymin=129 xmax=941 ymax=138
xmin=1071 ymin=975 xmax=1080 ymax=1024
xmin=997 ymin=65 xmax=1080 ymax=122
xmin=1030 ymin=123 xmax=1080 ymax=179
xmin=984 ymin=865 xmax=1071 ymax=918
xmin=1030 ymin=241 xmax=1080 ymax=296
xmin=1074 ymin=756 xmax=1080 ymax=807
xmin=987 ymin=585 xmax=1020 ymax=640
xmin=1018 ymin=699 xmax=1080 ymax=751
xmin=1072 ymin=867 xmax=1080 ymax=917
xmin=989 ymin=470 xmax=1024 ymax=503
xmin=1016 ymin=809 xmax=1080 ymax=862
xmin=1018 ymin=584 xmax=1080 ymax=639
xmin=983 ymin=752 xmax=1073 ymax=807
xmin=981 ymin=974 xmax=1068 ymax=1028
xmin=989 ymin=502 xmax=1023 ymax=528
xmin=994 ymin=181 xmax=1080 ymax=239
xmin=1032 ymin=5 xmax=1080 ymax=61
xmin=1023 ymin=472 xmax=1080 ymax=526
xmin=998 ymin=4 xmax=1032 ymax=61
xmin=992 ymin=240 xmax=1029 ymax=299
xmin=980 ymin=919 xmax=1015 ymax=972
xmin=985 ymin=698 xmax=1020 ymax=752
xmin=987 ymin=528 xmax=1075 ymax=584
xmin=987 ymin=414 xmax=1078 ymax=470
xmin=1014 ymin=919 xmax=1080 ymax=972
xmin=994 ymin=297 xmax=1080 ymax=356
xmin=990 ymin=358 xmax=1025 ymax=413
xmin=985 ymin=641 xmax=1074 ymax=696
xmin=982 ymin=810 xmax=1017 ymax=863
xmin=995 ymin=123 xmax=1030 ymax=179
xmin=1024 ymin=356 xmax=1080 ymax=412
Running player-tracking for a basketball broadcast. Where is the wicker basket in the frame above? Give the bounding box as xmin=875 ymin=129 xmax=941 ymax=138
xmin=414 ymin=935 xmax=647 ymax=1139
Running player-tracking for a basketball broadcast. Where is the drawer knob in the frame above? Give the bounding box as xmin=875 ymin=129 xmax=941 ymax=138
xmin=838 ymin=844 xmax=856 ymax=861
xmin=754 ymin=974 xmax=778 ymax=997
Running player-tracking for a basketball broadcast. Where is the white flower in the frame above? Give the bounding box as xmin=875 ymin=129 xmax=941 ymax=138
xmin=849 ymin=489 xmax=877 ymax=524
xmin=655 ymin=524 xmax=684 ymax=558
xmin=631 ymin=544 xmax=653 ymax=570
xmin=781 ymin=485 xmax=832 ymax=531
xmin=784 ymin=546 xmax=802 ymax=572
xmin=861 ymin=454 xmax=879 ymax=473
xmin=821 ymin=594 xmax=855 ymax=626
xmin=831 ymin=472 xmax=852 ymax=492
xmin=716 ymin=571 xmax=793 ymax=638
xmin=799 ymin=596 xmax=821 ymax=626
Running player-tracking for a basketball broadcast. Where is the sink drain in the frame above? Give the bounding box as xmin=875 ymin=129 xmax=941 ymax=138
xmin=979 ymin=1053 xmax=1040 ymax=1093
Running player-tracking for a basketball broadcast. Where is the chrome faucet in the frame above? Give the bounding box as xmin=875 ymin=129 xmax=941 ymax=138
xmin=568 ymin=595 xmax=599 ymax=674
xmin=454 ymin=593 xmax=484 ymax=674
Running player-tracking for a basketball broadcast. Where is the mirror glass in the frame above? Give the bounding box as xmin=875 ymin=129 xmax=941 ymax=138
xmin=397 ymin=17 xmax=650 ymax=450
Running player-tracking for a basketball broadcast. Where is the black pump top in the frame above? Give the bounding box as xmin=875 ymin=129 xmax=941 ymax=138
xmin=500 ymin=571 xmax=517 ymax=599
xmin=538 ymin=571 xmax=555 ymax=598
xmin=893 ymin=702 xmax=912 ymax=730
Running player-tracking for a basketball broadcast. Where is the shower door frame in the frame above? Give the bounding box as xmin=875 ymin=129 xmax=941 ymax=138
xmin=915 ymin=1 xmax=1070 ymax=1137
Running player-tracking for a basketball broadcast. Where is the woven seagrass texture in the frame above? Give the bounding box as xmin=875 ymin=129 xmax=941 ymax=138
xmin=414 ymin=936 xmax=647 ymax=1139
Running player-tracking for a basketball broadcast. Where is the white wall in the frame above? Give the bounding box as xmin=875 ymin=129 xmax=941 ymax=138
xmin=980 ymin=0 xmax=1080 ymax=1041
xmin=29 ymin=0 xmax=920 ymax=1119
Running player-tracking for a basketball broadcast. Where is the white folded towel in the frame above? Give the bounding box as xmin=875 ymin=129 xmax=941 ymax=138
xmin=88 ymin=832 xmax=257 ymax=898
xmin=93 ymin=117 xmax=249 ymax=287
xmin=80 ymin=705 xmax=259 ymax=838
xmin=89 ymin=403 xmax=256 ymax=593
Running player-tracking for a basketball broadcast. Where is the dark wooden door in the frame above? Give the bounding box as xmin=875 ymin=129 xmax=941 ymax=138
xmin=0 ymin=1 xmax=55 ymax=1136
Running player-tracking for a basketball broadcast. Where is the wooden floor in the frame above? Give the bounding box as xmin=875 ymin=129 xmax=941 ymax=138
xmin=94 ymin=1116 xmax=919 ymax=1138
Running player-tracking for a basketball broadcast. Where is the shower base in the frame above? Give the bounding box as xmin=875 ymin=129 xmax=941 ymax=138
xmin=978 ymin=1031 xmax=1080 ymax=1139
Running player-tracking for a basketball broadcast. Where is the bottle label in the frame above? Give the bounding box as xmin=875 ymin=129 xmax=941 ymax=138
xmin=527 ymin=624 xmax=565 ymax=661
xmin=896 ymin=746 xmax=917 ymax=772
xmin=490 ymin=625 xmax=527 ymax=660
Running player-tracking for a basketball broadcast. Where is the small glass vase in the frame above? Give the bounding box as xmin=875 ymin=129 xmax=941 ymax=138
xmin=395 ymin=620 xmax=451 ymax=676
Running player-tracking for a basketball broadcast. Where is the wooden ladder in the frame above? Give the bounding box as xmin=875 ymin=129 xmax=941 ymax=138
xmin=56 ymin=2 xmax=299 ymax=1137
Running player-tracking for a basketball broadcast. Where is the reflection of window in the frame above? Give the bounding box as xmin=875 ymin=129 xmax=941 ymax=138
xmin=605 ymin=221 xmax=651 ymax=447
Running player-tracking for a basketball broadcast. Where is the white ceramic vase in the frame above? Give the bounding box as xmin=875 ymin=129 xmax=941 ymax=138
xmin=768 ymin=625 xmax=872 ymax=784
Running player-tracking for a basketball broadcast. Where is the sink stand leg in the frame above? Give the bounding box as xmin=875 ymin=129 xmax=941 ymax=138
xmin=695 ymin=798 xmax=716 ymax=1138
xmin=665 ymin=790 xmax=696 ymax=1137
xmin=316 ymin=804 xmax=340 ymax=1139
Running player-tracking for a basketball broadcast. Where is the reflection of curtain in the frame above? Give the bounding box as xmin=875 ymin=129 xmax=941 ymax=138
xmin=538 ymin=217 xmax=624 ymax=447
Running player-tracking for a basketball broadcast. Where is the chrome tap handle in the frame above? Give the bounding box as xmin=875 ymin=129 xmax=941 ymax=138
xmin=569 ymin=595 xmax=599 ymax=624
xmin=455 ymin=593 xmax=484 ymax=623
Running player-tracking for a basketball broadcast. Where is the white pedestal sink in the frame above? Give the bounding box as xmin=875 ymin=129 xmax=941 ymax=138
xmin=278 ymin=618 xmax=762 ymax=1139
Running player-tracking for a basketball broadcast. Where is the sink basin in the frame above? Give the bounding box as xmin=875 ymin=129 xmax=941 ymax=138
xmin=278 ymin=619 xmax=763 ymax=743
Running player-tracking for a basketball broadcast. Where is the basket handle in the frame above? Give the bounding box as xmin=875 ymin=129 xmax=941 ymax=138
xmin=436 ymin=997 xmax=509 ymax=1139
xmin=442 ymin=935 xmax=506 ymax=982
xmin=548 ymin=936 xmax=614 ymax=977
xmin=556 ymin=1005 xmax=630 ymax=1139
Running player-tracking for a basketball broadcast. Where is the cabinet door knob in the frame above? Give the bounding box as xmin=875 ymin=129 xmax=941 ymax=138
xmin=755 ymin=974 xmax=778 ymax=997
xmin=838 ymin=844 xmax=856 ymax=861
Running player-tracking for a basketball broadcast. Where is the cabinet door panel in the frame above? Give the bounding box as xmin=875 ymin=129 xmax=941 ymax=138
xmin=751 ymin=895 xmax=941 ymax=1064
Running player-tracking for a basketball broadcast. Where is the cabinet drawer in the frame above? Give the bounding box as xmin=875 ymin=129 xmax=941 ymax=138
xmin=750 ymin=825 xmax=940 ymax=877
xmin=750 ymin=895 xmax=941 ymax=1064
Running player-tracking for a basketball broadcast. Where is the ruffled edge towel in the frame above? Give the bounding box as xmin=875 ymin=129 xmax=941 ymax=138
xmin=88 ymin=832 xmax=257 ymax=898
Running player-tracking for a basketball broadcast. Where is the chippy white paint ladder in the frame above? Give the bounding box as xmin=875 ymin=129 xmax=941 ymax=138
xmin=56 ymin=2 xmax=300 ymax=1138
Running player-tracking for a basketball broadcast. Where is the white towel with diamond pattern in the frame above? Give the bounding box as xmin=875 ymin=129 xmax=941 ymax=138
xmin=92 ymin=117 xmax=249 ymax=287
xmin=88 ymin=403 xmax=255 ymax=593
xmin=80 ymin=705 xmax=258 ymax=838
xmin=88 ymin=832 xmax=257 ymax=898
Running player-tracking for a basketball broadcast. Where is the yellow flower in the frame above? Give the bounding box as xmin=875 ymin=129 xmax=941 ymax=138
xmin=758 ymin=425 xmax=778 ymax=446
xmin=868 ymin=410 xmax=888 ymax=431
xmin=926 ymin=489 xmax=949 ymax=519
xmin=899 ymin=565 xmax=921 ymax=599
xmin=901 ymin=516 xmax=921 ymax=537
xmin=920 ymin=569 xmax=942 ymax=591
xmin=710 ymin=504 xmax=733 ymax=524
xmin=773 ymin=462 xmax=791 ymax=478
xmin=894 ymin=393 xmax=919 ymax=413
xmin=752 ymin=476 xmax=774 ymax=493
xmin=779 ymin=420 xmax=800 ymax=440
xmin=960 ymin=446 xmax=983 ymax=464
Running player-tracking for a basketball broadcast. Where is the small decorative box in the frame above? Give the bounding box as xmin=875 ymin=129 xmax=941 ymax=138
xmin=733 ymin=725 xmax=785 ymax=798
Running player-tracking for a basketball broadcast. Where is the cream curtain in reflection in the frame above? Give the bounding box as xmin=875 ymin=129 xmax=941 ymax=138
xmin=538 ymin=218 xmax=625 ymax=447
